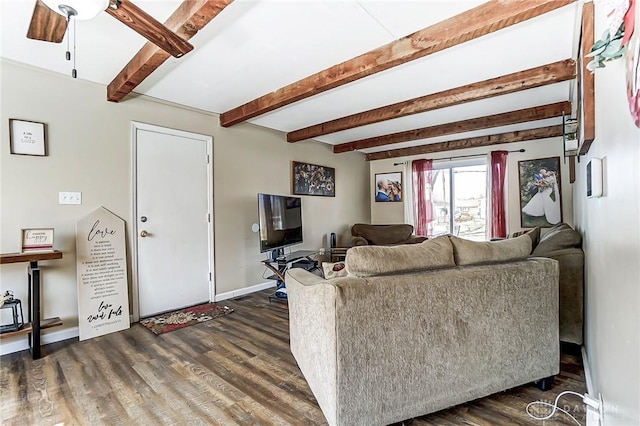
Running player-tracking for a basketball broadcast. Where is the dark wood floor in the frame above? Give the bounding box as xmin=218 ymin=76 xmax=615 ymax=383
xmin=1 ymin=289 xmax=586 ymax=425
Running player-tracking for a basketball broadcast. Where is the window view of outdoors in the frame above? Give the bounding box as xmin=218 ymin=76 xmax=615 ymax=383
xmin=431 ymin=164 xmax=487 ymax=241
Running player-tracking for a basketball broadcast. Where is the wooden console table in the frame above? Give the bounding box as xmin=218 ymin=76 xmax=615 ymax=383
xmin=0 ymin=251 xmax=63 ymax=359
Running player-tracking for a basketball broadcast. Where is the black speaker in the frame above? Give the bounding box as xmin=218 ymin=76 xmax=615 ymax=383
xmin=330 ymin=233 xmax=337 ymax=248
xmin=270 ymin=249 xmax=281 ymax=261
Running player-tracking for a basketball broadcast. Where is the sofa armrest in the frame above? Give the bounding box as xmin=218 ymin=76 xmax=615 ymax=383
xmin=531 ymin=248 xmax=584 ymax=344
xmin=351 ymin=236 xmax=369 ymax=246
xmin=285 ymin=269 xmax=340 ymax=425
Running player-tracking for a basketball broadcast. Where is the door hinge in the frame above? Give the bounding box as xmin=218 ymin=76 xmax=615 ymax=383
xmin=208 ymin=213 xmax=211 ymax=223
xmin=207 ymin=154 xmax=210 ymax=164
xmin=209 ymin=272 xmax=212 ymax=281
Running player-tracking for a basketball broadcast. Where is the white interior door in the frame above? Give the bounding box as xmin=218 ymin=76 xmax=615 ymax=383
xmin=134 ymin=124 xmax=212 ymax=317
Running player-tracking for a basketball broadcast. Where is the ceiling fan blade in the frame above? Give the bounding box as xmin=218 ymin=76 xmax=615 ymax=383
xmin=105 ymin=0 xmax=193 ymax=58
xmin=27 ymin=0 xmax=68 ymax=43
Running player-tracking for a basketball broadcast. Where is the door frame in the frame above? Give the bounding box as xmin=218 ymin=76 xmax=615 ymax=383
xmin=130 ymin=121 xmax=214 ymax=322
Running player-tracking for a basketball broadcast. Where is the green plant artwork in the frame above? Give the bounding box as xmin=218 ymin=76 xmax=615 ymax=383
xmin=587 ymin=24 xmax=627 ymax=71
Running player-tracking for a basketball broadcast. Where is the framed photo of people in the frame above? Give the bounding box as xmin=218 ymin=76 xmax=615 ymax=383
xmin=518 ymin=157 xmax=562 ymax=228
xmin=292 ymin=161 xmax=335 ymax=197
xmin=374 ymin=172 xmax=402 ymax=202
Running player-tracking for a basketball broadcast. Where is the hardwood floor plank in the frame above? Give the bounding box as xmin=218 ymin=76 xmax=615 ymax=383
xmin=197 ymin=348 xmax=322 ymax=425
xmin=134 ymin=358 xmax=222 ymax=425
xmin=1 ymin=355 xmax=35 ymax=425
xmin=0 ymin=289 xmax=586 ymax=425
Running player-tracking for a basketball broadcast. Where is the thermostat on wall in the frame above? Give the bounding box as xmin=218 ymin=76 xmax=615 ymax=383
xmin=586 ymin=158 xmax=603 ymax=198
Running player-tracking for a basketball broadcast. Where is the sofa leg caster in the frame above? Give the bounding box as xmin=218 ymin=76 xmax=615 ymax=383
xmin=535 ymin=376 xmax=554 ymax=391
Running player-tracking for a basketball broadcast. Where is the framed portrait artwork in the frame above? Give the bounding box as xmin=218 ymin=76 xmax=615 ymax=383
xmin=374 ymin=172 xmax=402 ymax=202
xmin=9 ymin=119 xmax=47 ymax=156
xmin=292 ymin=161 xmax=335 ymax=197
xmin=518 ymin=157 xmax=562 ymax=228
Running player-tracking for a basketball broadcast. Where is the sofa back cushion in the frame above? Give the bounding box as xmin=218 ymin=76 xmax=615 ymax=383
xmin=532 ymin=223 xmax=582 ymax=255
xmin=345 ymin=235 xmax=454 ymax=277
xmin=450 ymin=234 xmax=532 ymax=266
xmin=351 ymin=223 xmax=414 ymax=245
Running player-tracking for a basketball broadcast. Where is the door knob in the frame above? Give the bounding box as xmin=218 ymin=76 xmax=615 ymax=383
xmin=140 ymin=230 xmax=149 ymax=237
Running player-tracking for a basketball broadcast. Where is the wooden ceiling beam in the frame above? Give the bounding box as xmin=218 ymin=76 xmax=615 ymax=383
xmin=365 ymin=125 xmax=564 ymax=161
xmin=220 ymin=0 xmax=576 ymax=127
xmin=333 ymin=101 xmax=571 ymax=154
xmin=107 ymin=0 xmax=233 ymax=103
xmin=289 ymin=59 xmax=576 ymax=142
xmin=578 ymin=1 xmax=595 ymax=155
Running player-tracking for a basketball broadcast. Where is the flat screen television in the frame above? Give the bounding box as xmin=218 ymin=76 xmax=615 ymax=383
xmin=257 ymin=193 xmax=303 ymax=253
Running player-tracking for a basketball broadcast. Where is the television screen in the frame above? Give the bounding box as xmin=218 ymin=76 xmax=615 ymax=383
xmin=257 ymin=193 xmax=303 ymax=253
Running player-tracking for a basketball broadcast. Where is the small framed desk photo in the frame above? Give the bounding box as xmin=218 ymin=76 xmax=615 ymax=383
xmin=21 ymin=228 xmax=54 ymax=253
xmin=9 ymin=119 xmax=47 ymax=156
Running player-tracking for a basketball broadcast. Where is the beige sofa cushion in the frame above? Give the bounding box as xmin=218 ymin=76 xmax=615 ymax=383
xmin=345 ymin=235 xmax=454 ymax=277
xmin=510 ymin=227 xmax=541 ymax=250
xmin=450 ymin=234 xmax=532 ymax=266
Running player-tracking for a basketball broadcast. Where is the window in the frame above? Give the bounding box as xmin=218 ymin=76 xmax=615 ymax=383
xmin=430 ymin=160 xmax=487 ymax=241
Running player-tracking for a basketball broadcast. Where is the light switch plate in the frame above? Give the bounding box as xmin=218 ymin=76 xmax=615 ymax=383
xmin=59 ymin=191 xmax=81 ymax=205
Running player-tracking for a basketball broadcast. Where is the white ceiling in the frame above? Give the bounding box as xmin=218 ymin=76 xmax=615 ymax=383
xmin=0 ymin=0 xmax=581 ymax=154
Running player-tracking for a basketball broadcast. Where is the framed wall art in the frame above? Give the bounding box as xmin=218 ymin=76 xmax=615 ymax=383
xmin=9 ymin=119 xmax=47 ymax=156
xmin=292 ymin=161 xmax=335 ymax=197
xmin=21 ymin=228 xmax=54 ymax=253
xmin=374 ymin=172 xmax=402 ymax=202
xmin=518 ymin=157 xmax=562 ymax=228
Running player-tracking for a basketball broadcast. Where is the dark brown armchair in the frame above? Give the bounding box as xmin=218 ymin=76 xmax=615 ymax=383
xmin=350 ymin=223 xmax=427 ymax=246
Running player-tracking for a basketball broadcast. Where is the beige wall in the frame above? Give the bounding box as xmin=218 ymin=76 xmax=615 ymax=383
xmin=369 ymin=137 xmax=573 ymax=233
xmin=0 ymin=59 xmax=370 ymax=345
xmin=572 ymin=3 xmax=640 ymax=424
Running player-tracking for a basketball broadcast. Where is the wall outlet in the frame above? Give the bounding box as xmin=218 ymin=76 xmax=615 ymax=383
xmin=586 ymin=405 xmax=601 ymax=426
xmin=599 ymin=394 xmax=604 ymax=424
xmin=59 ymin=191 xmax=81 ymax=205
xmin=586 ymin=394 xmax=604 ymax=426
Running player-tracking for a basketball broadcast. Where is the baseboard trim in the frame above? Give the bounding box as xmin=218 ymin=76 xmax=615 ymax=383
xmin=0 ymin=282 xmax=277 ymax=356
xmin=214 ymin=281 xmax=276 ymax=302
xmin=0 ymin=326 xmax=79 ymax=356
xmin=581 ymin=345 xmax=594 ymax=394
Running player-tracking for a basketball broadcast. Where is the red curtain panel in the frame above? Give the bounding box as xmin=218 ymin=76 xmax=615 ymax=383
xmin=490 ymin=151 xmax=508 ymax=238
xmin=412 ymin=159 xmax=433 ymax=237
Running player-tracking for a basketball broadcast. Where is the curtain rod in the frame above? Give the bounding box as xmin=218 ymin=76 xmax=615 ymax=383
xmin=393 ymin=149 xmax=525 ymax=166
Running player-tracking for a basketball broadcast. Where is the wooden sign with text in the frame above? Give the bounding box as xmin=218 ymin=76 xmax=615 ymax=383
xmin=76 ymin=207 xmax=130 ymax=341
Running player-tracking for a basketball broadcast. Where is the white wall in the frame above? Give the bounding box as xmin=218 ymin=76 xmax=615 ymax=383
xmin=572 ymin=4 xmax=640 ymax=424
xmin=0 ymin=59 xmax=370 ymax=348
xmin=369 ymin=137 xmax=573 ymax=233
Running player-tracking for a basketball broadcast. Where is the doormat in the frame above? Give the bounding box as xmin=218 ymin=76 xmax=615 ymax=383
xmin=139 ymin=303 xmax=234 ymax=335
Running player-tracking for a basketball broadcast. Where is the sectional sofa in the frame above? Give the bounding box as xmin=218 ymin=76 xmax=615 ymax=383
xmin=286 ymin=235 xmax=560 ymax=426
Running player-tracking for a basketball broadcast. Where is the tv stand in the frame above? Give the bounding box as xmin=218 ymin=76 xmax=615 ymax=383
xmin=261 ymin=250 xmax=319 ymax=301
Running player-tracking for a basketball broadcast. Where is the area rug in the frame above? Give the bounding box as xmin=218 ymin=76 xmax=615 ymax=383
xmin=140 ymin=303 xmax=234 ymax=335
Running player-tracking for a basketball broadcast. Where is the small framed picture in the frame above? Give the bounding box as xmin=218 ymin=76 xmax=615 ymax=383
xmin=21 ymin=228 xmax=55 ymax=253
xmin=292 ymin=161 xmax=335 ymax=197
xmin=9 ymin=119 xmax=47 ymax=156
xmin=374 ymin=172 xmax=402 ymax=202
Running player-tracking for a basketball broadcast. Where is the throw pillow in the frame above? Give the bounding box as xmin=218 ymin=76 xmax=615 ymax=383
xmin=322 ymin=261 xmax=348 ymax=279
xmin=532 ymin=223 xmax=582 ymax=255
xmin=449 ymin=234 xmax=532 ymax=266
xmin=510 ymin=227 xmax=541 ymax=251
xmin=345 ymin=235 xmax=455 ymax=278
